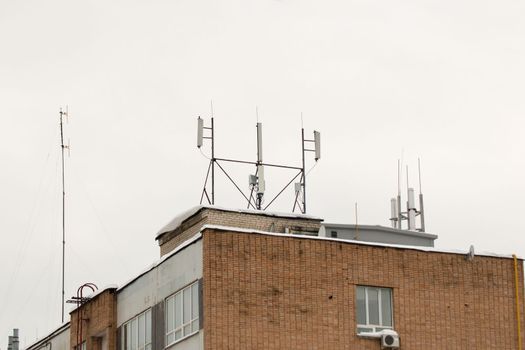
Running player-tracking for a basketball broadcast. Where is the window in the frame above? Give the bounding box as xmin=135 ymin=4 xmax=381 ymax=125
xmin=356 ymin=286 xmax=393 ymax=333
xmin=166 ymin=281 xmax=200 ymax=346
xmin=122 ymin=309 xmax=152 ymax=350
xmin=330 ymin=231 xmax=338 ymax=238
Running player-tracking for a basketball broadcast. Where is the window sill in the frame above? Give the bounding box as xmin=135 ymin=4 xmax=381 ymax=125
xmin=165 ymin=330 xmax=200 ymax=349
xmin=357 ymin=329 xmax=397 ymax=339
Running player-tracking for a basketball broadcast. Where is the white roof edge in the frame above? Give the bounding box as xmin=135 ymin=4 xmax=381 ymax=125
xmin=200 ymin=224 xmax=520 ymax=259
xmin=155 ymin=205 xmax=323 ymax=238
xmin=24 ymin=322 xmax=70 ymax=350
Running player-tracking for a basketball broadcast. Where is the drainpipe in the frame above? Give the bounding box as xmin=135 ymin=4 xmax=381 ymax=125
xmin=513 ymin=254 xmax=522 ymax=350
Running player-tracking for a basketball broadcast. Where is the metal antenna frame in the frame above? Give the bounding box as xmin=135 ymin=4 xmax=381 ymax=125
xmin=198 ymin=117 xmax=318 ymax=214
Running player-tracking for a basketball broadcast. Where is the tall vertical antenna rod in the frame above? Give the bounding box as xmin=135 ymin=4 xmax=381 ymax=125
xmin=211 ymin=118 xmax=215 ymax=204
xmin=59 ymin=107 xmax=68 ymax=323
xmin=301 ymin=128 xmax=307 ymax=213
xmin=397 ymin=159 xmax=402 ymax=229
xmin=418 ymin=158 xmax=425 ymax=232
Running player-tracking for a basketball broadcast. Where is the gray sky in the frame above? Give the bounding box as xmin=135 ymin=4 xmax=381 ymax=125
xmin=1 ymin=0 xmax=524 ymax=347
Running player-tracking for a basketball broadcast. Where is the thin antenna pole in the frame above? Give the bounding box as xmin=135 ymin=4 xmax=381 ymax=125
xmin=418 ymin=157 xmax=422 ymax=194
xmin=301 ymin=128 xmax=306 ymax=213
xmin=418 ymin=158 xmax=426 ymax=232
xmin=397 ymin=159 xmax=402 ymax=229
xmin=355 ymin=202 xmax=359 ymax=240
xmin=406 ymin=165 xmax=410 ymax=229
xmin=211 ymin=117 xmax=215 ymax=205
xmin=59 ymin=108 xmax=66 ymax=323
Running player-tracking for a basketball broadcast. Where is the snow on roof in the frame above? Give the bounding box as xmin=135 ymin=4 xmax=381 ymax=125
xmin=68 ymin=284 xmax=118 ymax=313
xmin=155 ymin=205 xmax=323 ymax=239
xmin=200 ymin=224 xmax=520 ymax=260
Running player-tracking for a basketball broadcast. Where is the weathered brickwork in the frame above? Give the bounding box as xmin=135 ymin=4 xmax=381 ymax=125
xmin=159 ymin=208 xmax=321 ymax=256
xmin=203 ymin=229 xmax=525 ymax=349
xmin=70 ymin=289 xmax=117 ymax=350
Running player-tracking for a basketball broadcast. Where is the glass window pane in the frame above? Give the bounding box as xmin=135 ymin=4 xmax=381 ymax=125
xmin=381 ymin=289 xmax=392 ymax=327
xmin=131 ymin=319 xmax=138 ymax=350
xmin=166 ymin=297 xmax=174 ymax=332
xmin=175 ymin=329 xmax=182 ymax=341
xmin=138 ymin=314 xmax=145 ymax=347
xmin=368 ymin=288 xmax=379 ymax=325
xmin=192 ymin=283 xmax=199 ymax=320
xmin=145 ymin=345 xmax=151 ymax=350
xmin=191 ymin=319 xmax=199 ymax=333
xmin=145 ymin=310 xmax=151 ymax=344
xmin=175 ymin=292 xmax=182 ymax=328
xmin=183 ymin=324 xmax=191 ymax=335
xmin=183 ymin=287 xmax=191 ymax=323
xmin=356 ymin=286 xmax=366 ymax=325
xmin=125 ymin=323 xmax=131 ymax=350
xmin=166 ymin=333 xmax=174 ymax=345
xmin=357 ymin=327 xmax=372 ymax=334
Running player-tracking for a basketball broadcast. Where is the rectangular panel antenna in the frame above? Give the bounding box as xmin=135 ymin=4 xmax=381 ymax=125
xmin=257 ymin=122 xmax=263 ymax=162
xmin=197 ymin=117 xmax=204 ymax=148
xmin=314 ymin=131 xmax=321 ymax=161
xmin=257 ymin=165 xmax=265 ymax=194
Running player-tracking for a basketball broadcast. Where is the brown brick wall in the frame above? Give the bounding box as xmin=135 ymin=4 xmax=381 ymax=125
xmin=159 ymin=208 xmax=321 ymax=256
xmin=202 ymin=229 xmax=525 ymax=349
xmin=70 ymin=289 xmax=117 ymax=350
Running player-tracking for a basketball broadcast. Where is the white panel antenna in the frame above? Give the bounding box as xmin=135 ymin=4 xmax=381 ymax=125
xmin=407 ymin=188 xmax=416 ymax=230
xmin=257 ymin=122 xmax=263 ymax=163
xmin=257 ymin=165 xmax=265 ymax=194
xmin=197 ymin=117 xmax=204 ymax=148
xmin=314 ymin=131 xmax=321 ymax=161
xmin=390 ymin=198 xmax=398 ymax=228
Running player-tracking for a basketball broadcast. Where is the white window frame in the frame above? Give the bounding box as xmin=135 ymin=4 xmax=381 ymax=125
xmin=356 ymin=285 xmax=393 ymax=334
xmin=165 ymin=281 xmax=200 ymax=346
xmin=121 ymin=309 xmax=152 ymax=350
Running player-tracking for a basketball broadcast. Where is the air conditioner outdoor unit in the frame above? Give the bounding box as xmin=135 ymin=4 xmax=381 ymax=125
xmin=381 ymin=333 xmax=400 ymax=348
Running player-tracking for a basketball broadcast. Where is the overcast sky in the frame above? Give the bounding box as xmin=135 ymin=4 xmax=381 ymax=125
xmin=1 ymin=0 xmax=525 ymax=347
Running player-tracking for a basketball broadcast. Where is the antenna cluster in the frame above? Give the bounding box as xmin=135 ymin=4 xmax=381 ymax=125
xmin=197 ymin=113 xmax=321 ymax=213
xmin=389 ymin=158 xmax=426 ymax=232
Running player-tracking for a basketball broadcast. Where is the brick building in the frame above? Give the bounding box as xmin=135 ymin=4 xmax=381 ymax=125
xmin=25 ymin=206 xmax=525 ymax=350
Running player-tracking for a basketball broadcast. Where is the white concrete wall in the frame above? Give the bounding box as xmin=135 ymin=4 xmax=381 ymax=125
xmin=117 ymin=240 xmax=203 ymax=350
xmin=25 ymin=325 xmax=70 ymax=350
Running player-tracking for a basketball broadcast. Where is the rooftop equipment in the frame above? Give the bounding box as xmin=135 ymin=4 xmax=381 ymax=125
xmin=389 ymin=158 xmax=426 ymax=232
xmin=196 ymin=111 xmax=320 ymax=213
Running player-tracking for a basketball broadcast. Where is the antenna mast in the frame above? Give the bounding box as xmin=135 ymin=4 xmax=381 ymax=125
xmin=197 ymin=110 xmax=320 ymax=213
xmin=59 ymin=107 xmax=70 ymax=323
xmin=389 ymin=158 xmax=426 ymax=232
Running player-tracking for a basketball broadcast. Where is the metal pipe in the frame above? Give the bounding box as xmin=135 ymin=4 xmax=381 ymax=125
xmin=215 ymin=161 xmax=257 ymax=210
xmin=214 ymin=157 xmax=302 ymax=170
xmin=211 ymin=118 xmax=215 ymax=205
xmin=59 ymin=109 xmax=66 ymax=323
xmin=513 ymin=254 xmax=523 ymax=350
xmin=301 ymin=128 xmax=306 ymax=213
xmin=263 ymin=170 xmax=302 ymax=211
xmin=419 ymin=193 xmax=425 ymax=232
